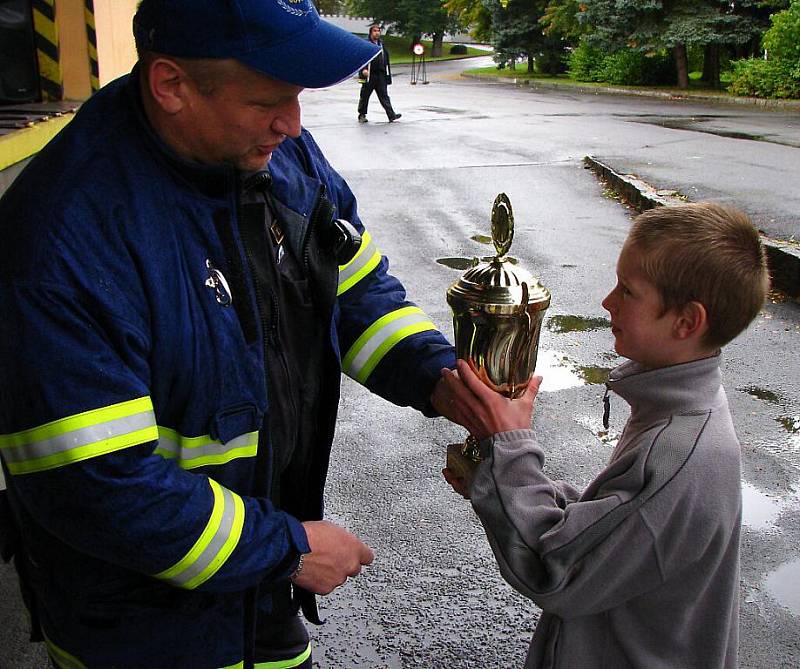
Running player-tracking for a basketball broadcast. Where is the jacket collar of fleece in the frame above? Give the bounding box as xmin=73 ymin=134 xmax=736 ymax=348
xmin=607 ymin=353 xmax=724 ymax=419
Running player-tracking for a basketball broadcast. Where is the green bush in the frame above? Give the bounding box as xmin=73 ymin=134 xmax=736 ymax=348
xmin=763 ymin=0 xmax=800 ymax=64
xmin=598 ymin=50 xmax=675 ymax=85
xmin=567 ymin=41 xmax=605 ymax=81
xmin=728 ymin=58 xmax=800 ymax=98
xmin=449 ymin=43 xmax=468 ymax=55
xmin=568 ymin=42 xmax=675 ymax=85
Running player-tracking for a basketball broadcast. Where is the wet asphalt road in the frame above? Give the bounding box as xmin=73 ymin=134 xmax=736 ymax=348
xmin=1 ymin=57 xmax=798 ymax=668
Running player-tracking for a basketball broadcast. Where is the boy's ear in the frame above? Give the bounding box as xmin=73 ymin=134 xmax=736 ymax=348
xmin=672 ymin=301 xmax=708 ymax=341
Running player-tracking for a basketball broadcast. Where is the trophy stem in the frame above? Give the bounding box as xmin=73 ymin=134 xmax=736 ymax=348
xmin=461 ymin=434 xmax=482 ymax=461
xmin=446 ymin=434 xmax=483 ymax=489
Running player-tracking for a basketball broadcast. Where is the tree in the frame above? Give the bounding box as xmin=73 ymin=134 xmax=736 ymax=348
xmin=485 ymin=0 xmax=566 ymax=73
xmin=446 ymin=0 xmax=494 ymax=42
xmin=539 ymin=0 xmax=587 ymax=42
xmin=581 ymin=0 xmax=784 ymax=88
xmin=346 ymin=0 xmax=462 ymax=56
xmin=313 ymin=0 xmax=344 ymax=14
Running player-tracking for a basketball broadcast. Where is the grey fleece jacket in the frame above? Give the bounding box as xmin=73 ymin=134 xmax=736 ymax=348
xmin=471 ymin=355 xmax=741 ymax=668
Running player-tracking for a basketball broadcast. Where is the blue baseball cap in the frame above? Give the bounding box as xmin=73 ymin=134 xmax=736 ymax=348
xmin=133 ymin=0 xmax=380 ymax=89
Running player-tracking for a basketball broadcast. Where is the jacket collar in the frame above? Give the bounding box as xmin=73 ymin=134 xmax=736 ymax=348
xmin=607 ymin=353 xmax=725 ymax=421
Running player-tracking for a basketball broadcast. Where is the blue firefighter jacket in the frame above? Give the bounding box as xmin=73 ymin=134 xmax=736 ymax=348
xmin=0 ymin=70 xmax=455 ymax=668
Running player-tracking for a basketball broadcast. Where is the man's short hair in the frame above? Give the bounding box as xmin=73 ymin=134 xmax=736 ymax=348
xmin=137 ymin=50 xmax=234 ymax=97
xmin=626 ymin=202 xmax=770 ymax=349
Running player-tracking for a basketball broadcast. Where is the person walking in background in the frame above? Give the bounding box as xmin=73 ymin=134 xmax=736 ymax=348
xmin=358 ymin=24 xmax=401 ymax=123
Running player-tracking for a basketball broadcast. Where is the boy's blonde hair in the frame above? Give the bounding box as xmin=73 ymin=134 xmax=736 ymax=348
xmin=627 ymin=202 xmax=770 ymax=349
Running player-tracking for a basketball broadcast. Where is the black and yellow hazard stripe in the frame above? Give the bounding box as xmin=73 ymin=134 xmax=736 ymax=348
xmin=84 ymin=0 xmax=99 ymax=92
xmin=32 ymin=0 xmax=62 ymax=101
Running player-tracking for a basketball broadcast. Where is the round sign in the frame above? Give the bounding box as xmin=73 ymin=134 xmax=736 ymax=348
xmin=413 ymin=43 xmax=424 ymax=56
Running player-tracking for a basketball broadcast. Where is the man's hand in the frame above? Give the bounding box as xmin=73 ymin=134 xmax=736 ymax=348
xmin=292 ymin=520 xmax=374 ymax=595
xmin=430 ymin=368 xmax=466 ymax=426
xmin=437 ymin=359 xmax=541 ymax=440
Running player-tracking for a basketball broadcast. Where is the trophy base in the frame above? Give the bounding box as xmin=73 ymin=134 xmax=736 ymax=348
xmin=446 ymin=443 xmax=482 ymax=490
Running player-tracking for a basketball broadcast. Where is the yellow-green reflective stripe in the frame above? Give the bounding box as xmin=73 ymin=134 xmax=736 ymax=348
xmin=155 ymin=479 xmax=245 ymax=589
xmin=337 ymin=230 xmax=381 ymax=296
xmin=0 ymin=397 xmax=157 ymax=475
xmin=343 ymin=306 xmax=437 ymax=384
xmin=44 ymin=631 xmax=88 ymax=669
xmin=220 ymin=663 xmax=244 ymax=669
xmin=255 ymin=642 xmax=312 ymax=668
xmin=155 ymin=428 xmax=258 ymax=469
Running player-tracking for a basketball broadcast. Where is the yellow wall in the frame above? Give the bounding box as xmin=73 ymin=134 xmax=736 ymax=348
xmin=93 ymin=0 xmax=138 ymax=86
xmin=57 ymin=0 xmax=91 ymax=99
xmin=55 ymin=0 xmax=138 ymax=100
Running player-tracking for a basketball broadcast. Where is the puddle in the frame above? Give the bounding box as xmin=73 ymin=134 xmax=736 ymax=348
xmin=576 ymin=365 xmax=612 ymax=385
xmin=470 ymin=234 xmax=493 ymax=245
xmin=741 ymin=481 xmax=782 ymax=531
xmin=740 ymin=386 xmax=782 ymax=404
xmin=627 ymin=118 xmax=796 ymax=148
xmin=418 ymin=106 xmax=467 ymax=114
xmin=535 ymin=351 xmax=610 ymax=391
xmin=764 ymin=558 xmax=800 ymax=616
xmin=777 ymin=415 xmax=800 ymax=433
xmin=437 ymin=257 xmax=477 ymax=270
xmin=547 ymin=315 xmax=611 ymax=334
xmin=537 ymin=350 xmax=585 ymax=392
xmin=436 ymin=256 xmax=518 ymax=270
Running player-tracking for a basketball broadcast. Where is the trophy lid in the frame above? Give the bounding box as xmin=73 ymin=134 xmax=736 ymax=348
xmin=447 ymin=194 xmax=551 ymax=311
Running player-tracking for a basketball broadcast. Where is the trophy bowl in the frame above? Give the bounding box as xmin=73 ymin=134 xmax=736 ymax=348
xmin=445 ymin=194 xmax=551 ymax=483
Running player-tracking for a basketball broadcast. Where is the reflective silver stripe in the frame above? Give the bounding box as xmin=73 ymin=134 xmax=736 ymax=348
xmin=337 ymin=230 xmax=381 ymax=296
xmin=155 ymin=429 xmax=258 ymax=469
xmin=2 ymin=412 xmax=155 ymax=465
xmin=343 ymin=306 xmax=436 ymax=384
xmin=156 ymin=479 xmax=245 ymax=590
xmin=0 ymin=397 xmax=157 ymax=474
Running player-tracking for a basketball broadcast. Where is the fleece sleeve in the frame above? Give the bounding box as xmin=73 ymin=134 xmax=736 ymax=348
xmin=470 ymin=425 xmax=709 ymax=619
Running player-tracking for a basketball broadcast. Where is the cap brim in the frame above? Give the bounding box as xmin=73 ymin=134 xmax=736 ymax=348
xmin=236 ymin=19 xmax=381 ymax=89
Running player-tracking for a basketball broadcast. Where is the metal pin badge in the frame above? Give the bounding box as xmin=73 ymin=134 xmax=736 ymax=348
xmin=205 ymin=259 xmax=233 ymax=307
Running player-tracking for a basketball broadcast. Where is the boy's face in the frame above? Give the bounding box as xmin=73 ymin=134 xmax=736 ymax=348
xmin=602 ymin=243 xmax=682 ymax=369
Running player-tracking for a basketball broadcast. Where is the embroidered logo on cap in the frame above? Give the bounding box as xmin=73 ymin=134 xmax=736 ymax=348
xmin=277 ymin=0 xmax=313 ymax=17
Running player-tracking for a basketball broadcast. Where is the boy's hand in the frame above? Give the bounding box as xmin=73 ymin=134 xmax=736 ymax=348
xmin=441 ymin=359 xmax=541 ymax=440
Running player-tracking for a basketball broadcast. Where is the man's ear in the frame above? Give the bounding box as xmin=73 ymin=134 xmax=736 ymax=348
xmin=147 ymin=57 xmax=189 ymax=115
xmin=673 ymin=301 xmax=708 ymax=341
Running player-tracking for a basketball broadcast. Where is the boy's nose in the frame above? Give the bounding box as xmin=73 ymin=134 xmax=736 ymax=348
xmin=601 ymin=291 xmax=615 ymax=313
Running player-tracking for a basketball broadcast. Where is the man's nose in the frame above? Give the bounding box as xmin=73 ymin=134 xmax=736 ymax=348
xmin=273 ymin=98 xmax=302 ymax=138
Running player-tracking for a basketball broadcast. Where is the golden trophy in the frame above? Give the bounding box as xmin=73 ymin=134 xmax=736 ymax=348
xmin=446 ymin=193 xmax=551 ymax=484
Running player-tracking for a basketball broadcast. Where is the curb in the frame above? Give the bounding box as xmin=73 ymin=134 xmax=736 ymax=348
xmin=460 ymin=73 xmax=800 ymax=111
xmin=583 ymin=156 xmax=800 ymax=298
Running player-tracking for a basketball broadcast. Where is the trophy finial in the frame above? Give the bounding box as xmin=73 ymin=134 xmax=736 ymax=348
xmin=491 ymin=193 xmax=514 ymax=258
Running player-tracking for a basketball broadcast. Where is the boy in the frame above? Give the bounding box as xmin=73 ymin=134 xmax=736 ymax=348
xmin=442 ymin=202 xmax=770 ymax=668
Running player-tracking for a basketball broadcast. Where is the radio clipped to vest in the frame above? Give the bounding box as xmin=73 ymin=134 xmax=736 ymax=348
xmin=330 ymin=219 xmax=362 ymax=266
